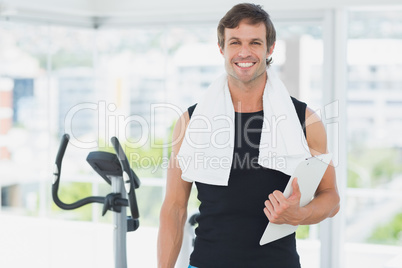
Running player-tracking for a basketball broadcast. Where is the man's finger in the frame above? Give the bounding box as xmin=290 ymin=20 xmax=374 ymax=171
xmin=268 ymin=194 xmax=279 ymax=210
xmin=264 ymin=202 xmax=279 ymax=222
xmin=293 ymin=178 xmax=300 ymax=191
xmin=264 ymin=200 xmax=276 ymax=218
xmin=263 ymin=207 xmax=274 ymax=221
xmin=272 ymin=190 xmax=287 ymax=203
xmin=289 ymin=178 xmax=301 ymax=200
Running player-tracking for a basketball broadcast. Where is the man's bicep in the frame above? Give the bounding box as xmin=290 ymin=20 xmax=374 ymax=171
xmin=164 ymin=157 xmax=192 ymax=206
xmin=305 ymin=107 xmax=328 ymax=156
xmin=171 ymin=111 xmax=190 ymax=155
xmin=164 ymin=111 xmax=192 ymax=206
xmin=305 ymin=107 xmax=339 ymax=199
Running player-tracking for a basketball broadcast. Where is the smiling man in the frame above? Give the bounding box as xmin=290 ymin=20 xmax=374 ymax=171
xmin=157 ymin=3 xmax=340 ymax=268
xmin=220 ymin=20 xmax=274 ymax=95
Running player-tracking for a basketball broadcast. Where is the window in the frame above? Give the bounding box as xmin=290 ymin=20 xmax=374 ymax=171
xmin=0 ymin=14 xmax=330 ymax=267
xmin=345 ymin=9 xmax=402 ymax=267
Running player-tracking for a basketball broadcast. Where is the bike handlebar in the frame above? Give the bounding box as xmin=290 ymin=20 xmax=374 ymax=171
xmin=111 ymin=137 xmax=140 ymax=219
xmin=52 ymin=134 xmax=105 ymax=210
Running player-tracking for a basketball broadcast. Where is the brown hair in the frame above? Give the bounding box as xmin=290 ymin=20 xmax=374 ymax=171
xmin=217 ymin=3 xmax=276 ymax=66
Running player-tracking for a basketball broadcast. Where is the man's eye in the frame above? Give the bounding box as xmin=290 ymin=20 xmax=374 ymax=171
xmin=252 ymin=42 xmax=261 ymax=45
xmin=230 ymin=41 xmax=239 ymax=45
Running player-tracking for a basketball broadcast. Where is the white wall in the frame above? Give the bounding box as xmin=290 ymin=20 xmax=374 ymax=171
xmin=91 ymin=0 xmax=402 ymax=14
xmin=7 ymin=0 xmax=402 ymax=14
xmin=2 ymin=0 xmax=402 ymax=28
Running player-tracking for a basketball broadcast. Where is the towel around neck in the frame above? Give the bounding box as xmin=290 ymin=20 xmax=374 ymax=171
xmin=177 ymin=68 xmax=311 ymax=186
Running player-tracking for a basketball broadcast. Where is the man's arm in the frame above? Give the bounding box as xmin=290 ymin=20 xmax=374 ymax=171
xmin=263 ymin=107 xmax=340 ymax=225
xmin=157 ymin=112 xmax=193 ymax=268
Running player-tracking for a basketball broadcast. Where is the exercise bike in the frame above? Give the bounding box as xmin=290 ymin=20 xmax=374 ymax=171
xmin=52 ymin=134 xmax=140 ymax=268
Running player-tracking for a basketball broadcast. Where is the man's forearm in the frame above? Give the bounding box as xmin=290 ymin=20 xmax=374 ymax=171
xmin=298 ymin=189 xmax=340 ymax=226
xmin=157 ymin=206 xmax=187 ymax=268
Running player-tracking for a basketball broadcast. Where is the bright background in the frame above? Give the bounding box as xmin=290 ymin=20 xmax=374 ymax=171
xmin=1 ymin=1 xmax=402 ymax=267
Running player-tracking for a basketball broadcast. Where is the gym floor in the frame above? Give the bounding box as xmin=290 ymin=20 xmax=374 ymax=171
xmin=1 ymin=214 xmax=401 ymax=268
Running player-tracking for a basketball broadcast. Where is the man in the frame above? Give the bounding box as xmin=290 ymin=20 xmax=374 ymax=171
xmin=158 ymin=3 xmax=340 ymax=268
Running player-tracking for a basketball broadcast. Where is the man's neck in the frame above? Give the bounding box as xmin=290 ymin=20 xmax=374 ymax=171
xmin=228 ymin=73 xmax=267 ymax=113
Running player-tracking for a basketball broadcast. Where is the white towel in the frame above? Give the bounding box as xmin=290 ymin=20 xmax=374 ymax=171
xmin=177 ymin=68 xmax=311 ymax=186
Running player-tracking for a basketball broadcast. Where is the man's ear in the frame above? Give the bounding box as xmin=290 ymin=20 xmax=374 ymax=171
xmin=218 ymin=42 xmax=224 ymax=56
xmin=267 ymin=42 xmax=276 ymax=58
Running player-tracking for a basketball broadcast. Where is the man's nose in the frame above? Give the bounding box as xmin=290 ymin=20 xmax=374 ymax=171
xmin=238 ymin=44 xmax=251 ymax=58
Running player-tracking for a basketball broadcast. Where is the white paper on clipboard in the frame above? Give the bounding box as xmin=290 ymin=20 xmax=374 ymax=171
xmin=259 ymin=153 xmax=332 ymax=246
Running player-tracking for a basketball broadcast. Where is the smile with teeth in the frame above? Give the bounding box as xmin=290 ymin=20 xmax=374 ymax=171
xmin=236 ymin=62 xmax=255 ymax=68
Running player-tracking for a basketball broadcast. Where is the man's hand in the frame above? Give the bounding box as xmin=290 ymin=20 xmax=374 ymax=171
xmin=263 ymin=178 xmax=308 ymax=226
xmin=262 ymin=107 xmax=340 ymax=227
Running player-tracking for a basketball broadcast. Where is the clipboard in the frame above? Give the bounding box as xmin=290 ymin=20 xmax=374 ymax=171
xmin=259 ymin=153 xmax=332 ymax=245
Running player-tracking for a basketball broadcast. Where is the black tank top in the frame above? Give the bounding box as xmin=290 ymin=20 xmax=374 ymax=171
xmin=188 ymin=97 xmax=307 ymax=268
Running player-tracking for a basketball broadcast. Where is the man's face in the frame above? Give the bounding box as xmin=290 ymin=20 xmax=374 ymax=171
xmin=219 ymin=20 xmax=274 ymax=86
